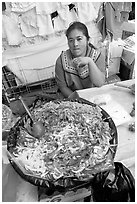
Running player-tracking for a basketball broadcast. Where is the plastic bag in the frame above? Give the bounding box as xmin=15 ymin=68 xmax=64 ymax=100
xmin=91 ymin=162 xmax=135 ymax=202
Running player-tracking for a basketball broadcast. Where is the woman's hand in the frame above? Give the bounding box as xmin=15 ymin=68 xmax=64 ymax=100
xmin=73 ymin=57 xmax=92 ymax=68
xmin=73 ymin=56 xmax=105 ymax=87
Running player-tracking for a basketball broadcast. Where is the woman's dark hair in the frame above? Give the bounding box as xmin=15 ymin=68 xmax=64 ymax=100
xmin=66 ymin=21 xmax=90 ymax=40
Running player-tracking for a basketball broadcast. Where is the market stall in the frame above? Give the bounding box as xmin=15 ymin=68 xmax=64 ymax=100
xmin=2 ymin=2 xmax=135 ymax=202
xmin=2 ymin=79 xmax=135 ymax=202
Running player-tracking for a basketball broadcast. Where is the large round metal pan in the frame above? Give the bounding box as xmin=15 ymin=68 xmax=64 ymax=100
xmin=7 ymin=98 xmax=118 ymax=190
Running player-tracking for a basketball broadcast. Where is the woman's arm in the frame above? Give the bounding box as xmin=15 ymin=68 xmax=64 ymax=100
xmin=73 ymin=56 xmax=105 ymax=87
xmin=59 ymin=86 xmax=73 ymax=98
xmin=88 ymin=58 xmax=105 ymax=86
xmin=55 ymin=57 xmax=73 ymax=98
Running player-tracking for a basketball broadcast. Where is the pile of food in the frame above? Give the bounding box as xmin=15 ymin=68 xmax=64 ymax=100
xmin=8 ymin=100 xmax=117 ymax=183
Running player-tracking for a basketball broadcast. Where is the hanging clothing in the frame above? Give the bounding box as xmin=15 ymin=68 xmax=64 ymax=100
xmin=55 ymin=44 xmax=105 ymax=92
xmin=97 ymin=2 xmax=132 ymax=40
xmin=19 ymin=8 xmax=38 ymax=37
xmin=67 ymin=7 xmax=79 ymax=25
xmin=2 ymin=13 xmax=22 ymax=45
xmin=35 ymin=2 xmax=61 ymax=36
xmin=112 ymin=2 xmax=132 ymax=22
xmin=53 ymin=5 xmax=70 ymax=31
xmin=37 ymin=14 xmax=54 ymax=36
xmin=52 ymin=11 xmax=66 ymax=32
xmin=35 ymin=2 xmax=60 ymax=15
xmin=96 ymin=3 xmax=107 ymax=41
xmin=76 ymin=2 xmax=98 ymax=23
xmin=9 ymin=2 xmax=35 ymax=13
xmin=53 ymin=4 xmax=79 ymax=32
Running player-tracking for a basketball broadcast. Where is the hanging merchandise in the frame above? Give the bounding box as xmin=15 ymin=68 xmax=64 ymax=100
xmin=52 ymin=12 xmax=66 ymax=33
xmin=96 ymin=3 xmax=107 ymax=41
xmin=112 ymin=2 xmax=132 ymax=22
xmin=52 ymin=3 xmax=79 ymax=32
xmin=9 ymin=2 xmax=36 ymax=13
xmin=97 ymin=2 xmax=132 ymax=41
xmin=35 ymin=2 xmax=60 ymax=15
xmin=53 ymin=6 xmax=69 ymax=32
xmin=92 ymin=2 xmax=102 ymax=14
xmin=67 ymin=5 xmax=79 ymax=25
xmin=2 ymin=13 xmax=22 ymax=46
xmin=76 ymin=2 xmax=98 ymax=23
xmin=35 ymin=2 xmax=61 ymax=37
xmin=59 ymin=3 xmax=76 ymax=29
xmin=37 ymin=14 xmax=54 ymax=36
xmin=19 ymin=8 xmax=38 ymax=38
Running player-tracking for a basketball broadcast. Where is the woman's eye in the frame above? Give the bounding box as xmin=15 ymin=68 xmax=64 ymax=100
xmin=68 ymin=39 xmax=73 ymax=43
xmin=77 ymin=38 xmax=82 ymax=41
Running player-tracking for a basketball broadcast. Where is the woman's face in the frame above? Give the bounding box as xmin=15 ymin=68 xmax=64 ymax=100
xmin=67 ymin=29 xmax=88 ymax=57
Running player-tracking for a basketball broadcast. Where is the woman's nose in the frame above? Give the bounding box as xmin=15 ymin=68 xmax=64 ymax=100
xmin=74 ymin=39 xmax=78 ymax=46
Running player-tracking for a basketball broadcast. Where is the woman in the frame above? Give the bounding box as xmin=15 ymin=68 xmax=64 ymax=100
xmin=55 ymin=21 xmax=106 ymax=98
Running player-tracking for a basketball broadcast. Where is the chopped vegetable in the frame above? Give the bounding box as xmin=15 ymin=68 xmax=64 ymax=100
xmin=11 ymin=101 xmax=114 ymax=181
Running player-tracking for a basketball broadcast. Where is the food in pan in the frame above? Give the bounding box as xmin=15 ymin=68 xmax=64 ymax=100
xmin=9 ymin=100 xmax=116 ymax=181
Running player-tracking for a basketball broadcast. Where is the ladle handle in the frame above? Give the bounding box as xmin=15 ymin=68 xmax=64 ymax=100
xmin=19 ymin=96 xmax=34 ymax=121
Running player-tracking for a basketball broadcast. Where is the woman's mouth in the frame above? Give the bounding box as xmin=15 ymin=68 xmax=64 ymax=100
xmin=73 ymin=48 xmax=80 ymax=51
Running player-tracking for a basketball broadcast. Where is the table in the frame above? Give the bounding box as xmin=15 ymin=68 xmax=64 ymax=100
xmin=2 ymin=79 xmax=135 ymax=202
xmin=77 ymin=79 xmax=135 ymax=177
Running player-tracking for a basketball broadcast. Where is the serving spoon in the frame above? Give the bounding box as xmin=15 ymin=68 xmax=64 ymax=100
xmin=19 ymin=96 xmax=45 ymax=139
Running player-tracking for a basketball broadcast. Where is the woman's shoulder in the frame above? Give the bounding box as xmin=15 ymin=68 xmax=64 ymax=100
xmin=55 ymin=49 xmax=70 ymax=69
xmin=89 ymin=43 xmax=97 ymax=50
xmin=88 ymin=43 xmax=101 ymax=62
xmin=56 ymin=49 xmax=70 ymax=60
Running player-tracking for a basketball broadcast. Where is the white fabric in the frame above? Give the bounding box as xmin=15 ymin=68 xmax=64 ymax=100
xmin=2 ymin=16 xmax=7 ymax=39
xmin=37 ymin=14 xmax=54 ymax=36
xmin=60 ymin=2 xmax=71 ymax=6
xmin=76 ymin=2 xmax=98 ymax=23
xmin=52 ymin=15 xmax=66 ymax=32
xmin=53 ymin=6 xmax=70 ymax=31
xmin=10 ymin=2 xmax=36 ymax=13
xmin=3 ymin=34 xmax=68 ymax=60
xmin=92 ymin=2 xmax=102 ymax=14
xmin=56 ymin=5 xmax=79 ymax=30
xmin=35 ymin=2 xmax=60 ymax=15
xmin=67 ymin=7 xmax=79 ymax=24
xmin=19 ymin=8 xmax=38 ymax=37
xmin=3 ymin=35 xmax=68 ymax=84
xmin=3 ymin=2 xmax=103 ymax=49
xmin=2 ymin=13 xmax=22 ymax=45
xmin=86 ymin=21 xmax=102 ymax=47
